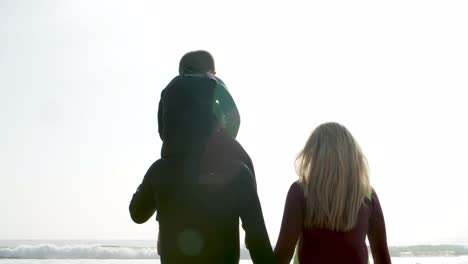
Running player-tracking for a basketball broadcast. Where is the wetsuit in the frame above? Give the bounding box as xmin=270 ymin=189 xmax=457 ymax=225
xmin=129 ymin=156 xmax=274 ymax=264
xmin=157 ymin=72 xmax=253 ymax=171
xmin=275 ymin=182 xmax=391 ymax=264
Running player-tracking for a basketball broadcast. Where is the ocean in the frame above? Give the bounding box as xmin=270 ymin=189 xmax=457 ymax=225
xmin=1 ymin=240 xmax=468 ymax=264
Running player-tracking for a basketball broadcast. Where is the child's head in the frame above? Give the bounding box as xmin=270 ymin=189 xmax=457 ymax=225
xmin=179 ymin=50 xmax=216 ymax=75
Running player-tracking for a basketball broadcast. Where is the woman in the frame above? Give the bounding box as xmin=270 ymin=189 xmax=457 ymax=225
xmin=274 ymin=122 xmax=391 ymax=264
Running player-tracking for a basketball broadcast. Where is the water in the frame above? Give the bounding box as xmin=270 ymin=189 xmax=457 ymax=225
xmin=2 ymin=259 xmax=468 ymax=264
xmin=1 ymin=240 xmax=468 ymax=264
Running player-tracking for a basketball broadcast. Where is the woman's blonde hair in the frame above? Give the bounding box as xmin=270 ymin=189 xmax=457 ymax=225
xmin=296 ymin=122 xmax=371 ymax=231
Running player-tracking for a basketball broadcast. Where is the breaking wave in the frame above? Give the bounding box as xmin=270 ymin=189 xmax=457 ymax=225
xmin=1 ymin=242 xmax=467 ymax=259
xmin=0 ymin=244 xmax=158 ymax=259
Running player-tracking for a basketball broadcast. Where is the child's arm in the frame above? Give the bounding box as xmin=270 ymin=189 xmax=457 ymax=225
xmin=274 ymin=182 xmax=303 ymax=264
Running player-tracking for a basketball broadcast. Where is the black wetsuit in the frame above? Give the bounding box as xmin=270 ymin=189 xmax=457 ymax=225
xmin=157 ymin=72 xmax=255 ymax=180
xmin=158 ymin=73 xmax=241 ymax=157
xmin=129 ymin=156 xmax=274 ymax=264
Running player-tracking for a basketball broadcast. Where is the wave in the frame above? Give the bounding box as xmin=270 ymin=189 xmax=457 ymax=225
xmin=1 ymin=243 xmax=468 ymax=259
xmin=388 ymin=245 xmax=468 ymax=257
xmin=0 ymin=244 xmax=158 ymax=259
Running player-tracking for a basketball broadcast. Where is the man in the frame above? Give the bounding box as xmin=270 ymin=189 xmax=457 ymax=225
xmin=129 ymin=51 xmax=273 ymax=263
xmin=129 ymin=154 xmax=274 ymax=263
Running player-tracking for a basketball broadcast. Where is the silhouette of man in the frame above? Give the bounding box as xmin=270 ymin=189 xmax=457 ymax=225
xmin=129 ymin=155 xmax=274 ymax=263
xmin=129 ymin=51 xmax=273 ymax=263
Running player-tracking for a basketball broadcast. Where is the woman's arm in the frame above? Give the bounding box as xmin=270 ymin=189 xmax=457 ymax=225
xmin=274 ymin=182 xmax=304 ymax=264
xmin=368 ymin=189 xmax=392 ymax=264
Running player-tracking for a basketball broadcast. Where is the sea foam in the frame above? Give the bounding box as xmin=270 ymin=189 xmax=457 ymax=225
xmin=0 ymin=244 xmax=158 ymax=259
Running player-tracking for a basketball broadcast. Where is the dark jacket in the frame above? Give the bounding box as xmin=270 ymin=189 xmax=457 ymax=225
xmin=156 ymin=72 xmax=254 ymax=177
xmin=158 ymin=73 xmax=241 ymax=156
xmin=129 ymin=156 xmax=274 ymax=264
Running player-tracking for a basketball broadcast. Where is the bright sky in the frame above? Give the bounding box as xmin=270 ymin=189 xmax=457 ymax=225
xmin=1 ymin=0 xmax=467 ymax=246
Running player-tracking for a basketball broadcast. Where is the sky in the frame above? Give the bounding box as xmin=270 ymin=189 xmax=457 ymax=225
xmin=1 ymin=0 xmax=468 ymax=246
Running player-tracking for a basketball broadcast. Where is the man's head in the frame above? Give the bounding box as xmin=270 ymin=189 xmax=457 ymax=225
xmin=179 ymin=50 xmax=216 ymax=75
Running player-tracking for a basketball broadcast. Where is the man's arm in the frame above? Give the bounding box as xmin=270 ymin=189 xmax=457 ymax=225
xmin=237 ymin=165 xmax=274 ymax=264
xmin=129 ymin=162 xmax=158 ymax=224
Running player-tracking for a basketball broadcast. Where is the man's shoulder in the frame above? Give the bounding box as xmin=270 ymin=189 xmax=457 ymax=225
xmin=148 ymin=158 xmax=170 ymax=171
xmin=145 ymin=158 xmax=183 ymax=181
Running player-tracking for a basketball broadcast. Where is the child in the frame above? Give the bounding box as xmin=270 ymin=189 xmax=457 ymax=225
xmin=156 ymin=50 xmax=255 ymax=254
xmin=158 ymin=50 xmax=254 ymax=173
xmin=274 ymin=122 xmax=391 ymax=264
